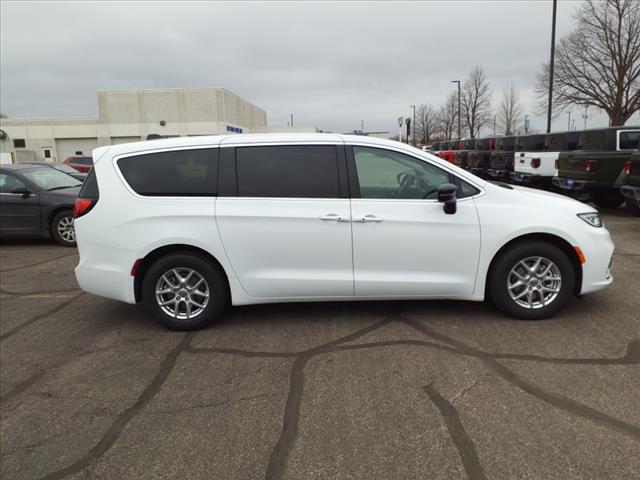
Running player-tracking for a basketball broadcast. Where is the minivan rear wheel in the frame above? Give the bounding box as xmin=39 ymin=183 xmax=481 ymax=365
xmin=142 ymin=253 xmax=228 ymax=331
xmin=489 ymin=241 xmax=575 ymax=320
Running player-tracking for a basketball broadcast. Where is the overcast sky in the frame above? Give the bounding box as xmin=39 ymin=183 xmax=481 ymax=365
xmin=2 ymin=0 xmax=629 ymax=135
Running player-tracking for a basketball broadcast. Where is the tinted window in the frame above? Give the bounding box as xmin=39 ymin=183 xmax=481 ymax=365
xmin=0 ymin=173 xmax=26 ymax=193
xmin=545 ymin=134 xmax=566 ymax=151
xmin=577 ymin=131 xmax=605 ymax=150
xmin=354 ymin=146 xmax=452 ymax=200
xmin=236 ymin=145 xmax=340 ymax=198
xmin=72 ymin=157 xmax=93 ymax=165
xmin=619 ymin=130 xmax=640 ymax=150
xmin=79 ymin=169 xmax=99 ymax=198
xmin=13 ymin=139 xmax=26 ymax=148
xmin=495 ymin=137 xmax=515 ymax=150
xmin=119 ymin=148 xmax=218 ymax=196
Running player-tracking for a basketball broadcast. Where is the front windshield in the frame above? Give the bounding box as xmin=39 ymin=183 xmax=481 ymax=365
xmin=22 ymin=168 xmax=81 ymax=190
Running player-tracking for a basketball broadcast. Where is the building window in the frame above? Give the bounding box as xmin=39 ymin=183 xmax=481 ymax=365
xmin=13 ymin=139 xmax=26 ymax=148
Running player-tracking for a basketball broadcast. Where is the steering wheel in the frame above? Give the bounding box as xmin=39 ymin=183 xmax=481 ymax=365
xmin=396 ymin=171 xmax=417 ymax=196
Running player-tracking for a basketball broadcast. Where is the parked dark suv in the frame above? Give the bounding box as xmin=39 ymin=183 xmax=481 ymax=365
xmin=620 ymin=150 xmax=640 ymax=215
xmin=553 ymin=127 xmax=640 ymax=208
xmin=467 ymin=137 xmax=494 ymax=177
xmin=453 ymin=138 xmax=476 ymax=170
xmin=488 ymin=136 xmax=516 ymax=180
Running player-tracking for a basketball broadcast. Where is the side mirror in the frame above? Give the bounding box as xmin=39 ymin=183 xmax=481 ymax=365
xmin=437 ymin=183 xmax=457 ymax=215
xmin=10 ymin=186 xmax=32 ymax=198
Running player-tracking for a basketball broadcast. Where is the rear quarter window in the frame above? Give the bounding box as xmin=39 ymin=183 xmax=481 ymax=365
xmin=118 ymin=148 xmax=218 ymax=196
xmin=619 ymin=130 xmax=640 ymax=150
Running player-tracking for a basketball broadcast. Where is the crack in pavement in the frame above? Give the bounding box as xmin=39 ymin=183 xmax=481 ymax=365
xmin=424 ymin=384 xmax=488 ymax=480
xmin=401 ymin=318 xmax=640 ymax=442
xmin=0 ymin=252 xmax=77 ymax=273
xmin=38 ymin=332 xmax=196 ymax=480
xmin=0 ymin=293 xmax=85 ymax=341
xmin=0 ymin=285 xmax=81 ymax=298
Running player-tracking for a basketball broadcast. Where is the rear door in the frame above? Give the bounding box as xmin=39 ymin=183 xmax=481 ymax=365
xmin=215 ymin=143 xmax=354 ymax=298
xmin=348 ymin=145 xmax=481 ymax=297
xmin=0 ymin=172 xmax=41 ymax=234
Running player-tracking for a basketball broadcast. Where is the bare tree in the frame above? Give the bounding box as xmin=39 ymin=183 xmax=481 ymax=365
xmin=497 ymin=84 xmax=522 ymax=135
xmin=436 ymin=93 xmax=458 ymax=141
xmin=461 ymin=66 xmax=492 ymax=138
xmin=414 ymin=104 xmax=436 ymax=144
xmin=535 ymin=0 xmax=640 ymax=125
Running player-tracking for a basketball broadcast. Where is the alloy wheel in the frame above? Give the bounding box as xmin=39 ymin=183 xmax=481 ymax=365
xmin=57 ymin=216 xmax=76 ymax=243
xmin=155 ymin=267 xmax=210 ymax=320
xmin=507 ymin=256 xmax=562 ymax=309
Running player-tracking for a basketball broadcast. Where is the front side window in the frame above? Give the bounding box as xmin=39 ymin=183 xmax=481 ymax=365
xmin=118 ymin=148 xmax=218 ymax=196
xmin=619 ymin=130 xmax=640 ymax=150
xmin=235 ymin=145 xmax=340 ymax=198
xmin=0 ymin=173 xmax=27 ymax=193
xmin=21 ymin=168 xmax=81 ymax=190
xmin=353 ymin=146 xmax=477 ymax=200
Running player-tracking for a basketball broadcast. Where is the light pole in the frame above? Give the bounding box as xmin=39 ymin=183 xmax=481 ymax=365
xmin=582 ymin=106 xmax=588 ymax=129
xmin=524 ymin=114 xmax=529 ymax=134
xmin=451 ymin=81 xmax=461 ymax=139
xmin=361 ymin=119 xmax=364 ymax=135
xmin=409 ymin=105 xmax=416 ymax=145
xmin=567 ymin=111 xmax=571 ymax=130
xmin=493 ymin=115 xmax=496 ymax=137
xmin=290 ymin=114 xmax=294 ymax=127
xmin=546 ymin=0 xmax=557 ymax=133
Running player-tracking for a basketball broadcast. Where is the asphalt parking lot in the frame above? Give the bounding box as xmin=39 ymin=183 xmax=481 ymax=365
xmin=1 ymin=210 xmax=639 ymax=480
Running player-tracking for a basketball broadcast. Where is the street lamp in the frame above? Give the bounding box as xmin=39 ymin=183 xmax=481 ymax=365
xmin=409 ymin=105 xmax=416 ymax=146
xmin=546 ymin=0 xmax=558 ymax=133
xmin=451 ymin=80 xmax=461 ymax=139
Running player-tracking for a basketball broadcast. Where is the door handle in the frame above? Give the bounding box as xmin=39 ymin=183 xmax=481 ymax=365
xmin=319 ymin=213 xmax=349 ymax=222
xmin=353 ymin=215 xmax=384 ymax=223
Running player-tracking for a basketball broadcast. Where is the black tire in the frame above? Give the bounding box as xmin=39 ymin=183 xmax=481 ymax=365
xmin=590 ymin=190 xmax=624 ymax=209
xmin=625 ymin=197 xmax=640 ymax=216
xmin=489 ymin=241 xmax=575 ymax=320
xmin=51 ymin=210 xmax=76 ymax=247
xmin=142 ymin=252 xmax=228 ymax=331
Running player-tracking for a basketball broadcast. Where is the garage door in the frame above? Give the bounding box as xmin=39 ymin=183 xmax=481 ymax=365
xmin=56 ymin=138 xmax=99 ymax=160
xmin=110 ymin=136 xmax=141 ymax=145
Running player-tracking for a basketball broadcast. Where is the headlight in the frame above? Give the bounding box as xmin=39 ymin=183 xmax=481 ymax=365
xmin=577 ymin=212 xmax=603 ymax=228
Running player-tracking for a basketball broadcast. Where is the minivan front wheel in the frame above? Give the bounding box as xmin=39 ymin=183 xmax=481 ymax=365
xmin=142 ymin=253 xmax=228 ymax=330
xmin=489 ymin=241 xmax=575 ymax=320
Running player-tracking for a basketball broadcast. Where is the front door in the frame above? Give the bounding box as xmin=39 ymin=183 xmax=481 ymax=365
xmin=216 ymin=144 xmax=354 ymax=298
xmin=0 ymin=172 xmax=41 ymax=235
xmin=349 ymin=145 xmax=481 ymax=297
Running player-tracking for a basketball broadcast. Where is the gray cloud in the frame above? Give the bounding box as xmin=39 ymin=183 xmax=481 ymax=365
xmin=1 ymin=0 xmax=624 ymax=134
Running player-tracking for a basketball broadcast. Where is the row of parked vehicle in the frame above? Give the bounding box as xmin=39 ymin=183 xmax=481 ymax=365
xmin=426 ymin=126 xmax=640 ymax=214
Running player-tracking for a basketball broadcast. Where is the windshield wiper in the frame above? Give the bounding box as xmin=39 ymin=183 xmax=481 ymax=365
xmin=48 ymin=185 xmax=78 ymax=191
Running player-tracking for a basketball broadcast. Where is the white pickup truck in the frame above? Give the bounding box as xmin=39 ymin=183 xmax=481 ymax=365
xmin=511 ymin=132 xmax=578 ymax=188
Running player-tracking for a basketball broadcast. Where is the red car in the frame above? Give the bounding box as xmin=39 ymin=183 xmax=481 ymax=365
xmin=63 ymin=156 xmax=93 ymax=173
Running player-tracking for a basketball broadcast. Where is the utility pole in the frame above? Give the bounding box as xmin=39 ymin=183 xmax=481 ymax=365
xmin=546 ymin=0 xmax=557 ymax=133
xmin=451 ymin=81 xmax=461 ymax=139
xmin=409 ymin=105 xmax=416 ymax=146
xmin=567 ymin=111 xmax=571 ymax=130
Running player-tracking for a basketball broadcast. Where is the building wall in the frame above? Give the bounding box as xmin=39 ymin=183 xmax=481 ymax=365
xmin=0 ymin=87 xmax=287 ymax=163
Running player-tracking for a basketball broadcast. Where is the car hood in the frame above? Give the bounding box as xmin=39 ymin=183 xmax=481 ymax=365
xmin=486 ymin=182 xmax=595 ymax=214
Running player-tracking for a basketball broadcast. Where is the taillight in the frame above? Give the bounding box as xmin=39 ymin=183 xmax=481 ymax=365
xmin=555 ymin=159 xmax=559 ymax=170
xmin=584 ymin=159 xmax=598 ymax=172
xmin=74 ymin=198 xmax=94 ymax=218
xmin=531 ymin=158 xmax=541 ymax=168
xmin=624 ymin=161 xmax=632 ymax=175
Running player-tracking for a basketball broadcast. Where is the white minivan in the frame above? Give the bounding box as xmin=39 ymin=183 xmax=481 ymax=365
xmin=74 ymin=134 xmax=614 ymax=330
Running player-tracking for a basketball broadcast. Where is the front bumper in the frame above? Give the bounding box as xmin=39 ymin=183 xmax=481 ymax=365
xmin=577 ymin=225 xmax=615 ymax=295
xmin=620 ymin=185 xmax=640 ymax=201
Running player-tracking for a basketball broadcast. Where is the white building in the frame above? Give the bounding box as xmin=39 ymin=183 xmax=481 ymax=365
xmin=0 ymin=88 xmax=313 ymax=162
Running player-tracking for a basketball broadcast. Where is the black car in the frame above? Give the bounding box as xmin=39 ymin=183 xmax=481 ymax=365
xmin=23 ymin=161 xmax=87 ymax=182
xmin=0 ymin=164 xmax=82 ymax=246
